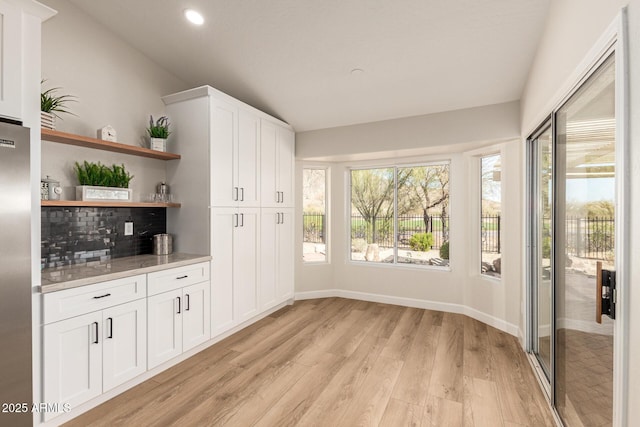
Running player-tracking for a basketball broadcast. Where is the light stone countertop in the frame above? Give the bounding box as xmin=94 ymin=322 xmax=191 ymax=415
xmin=40 ymin=253 xmax=211 ymax=293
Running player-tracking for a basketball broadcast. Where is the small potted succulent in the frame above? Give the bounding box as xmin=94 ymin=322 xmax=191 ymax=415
xmin=41 ymin=80 xmax=77 ymax=130
xmin=147 ymin=115 xmax=171 ymax=152
xmin=74 ymin=161 xmax=134 ymax=201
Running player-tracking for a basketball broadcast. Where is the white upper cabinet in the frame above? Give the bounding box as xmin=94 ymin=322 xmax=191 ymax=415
xmin=210 ymin=97 xmax=239 ymax=207
xmin=261 ymin=120 xmax=294 ymax=208
xmin=237 ymin=110 xmax=261 ymax=206
xmin=0 ymin=1 xmax=21 ymax=120
xmin=210 ymin=98 xmax=261 ymax=208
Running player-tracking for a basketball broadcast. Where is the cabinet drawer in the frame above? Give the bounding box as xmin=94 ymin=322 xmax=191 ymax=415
xmin=147 ymin=262 xmax=210 ymax=296
xmin=43 ymin=274 xmax=146 ymax=324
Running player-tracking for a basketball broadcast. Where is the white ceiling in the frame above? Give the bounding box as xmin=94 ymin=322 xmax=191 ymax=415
xmin=68 ymin=0 xmax=550 ymax=132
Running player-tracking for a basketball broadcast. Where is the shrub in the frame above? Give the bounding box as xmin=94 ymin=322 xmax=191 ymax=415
xmin=409 ymin=233 xmax=434 ymax=252
xmin=440 ymin=241 xmax=450 ymax=259
xmin=351 ymin=238 xmax=368 ymax=253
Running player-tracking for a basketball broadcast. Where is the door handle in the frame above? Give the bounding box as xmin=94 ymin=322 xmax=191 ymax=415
xmin=240 ymin=187 xmax=244 ymax=201
xmin=280 ymin=191 xmax=284 ymax=203
xmin=240 ymin=213 xmax=244 ymax=227
xmin=234 ymin=187 xmax=239 ymax=201
xmin=276 ymin=212 xmax=281 ymax=224
xmin=177 ymin=296 xmax=181 ymax=314
xmin=93 ymin=321 xmax=99 ymax=344
xmin=596 ymin=261 xmax=616 ymax=323
xmin=234 ymin=213 xmax=239 ymax=227
xmin=281 ymin=212 xmax=284 ymax=224
xmin=107 ymin=317 xmax=113 ymax=339
xmin=185 ymin=294 xmax=190 ymax=311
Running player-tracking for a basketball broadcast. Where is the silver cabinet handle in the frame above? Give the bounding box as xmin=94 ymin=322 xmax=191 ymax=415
xmin=281 ymin=212 xmax=284 ymax=224
xmin=240 ymin=213 xmax=244 ymax=227
xmin=93 ymin=322 xmax=99 ymax=344
xmin=240 ymin=187 xmax=244 ymax=201
xmin=185 ymin=294 xmax=190 ymax=311
xmin=177 ymin=296 xmax=181 ymax=314
xmin=276 ymin=212 xmax=280 ymax=224
xmin=234 ymin=213 xmax=239 ymax=227
xmin=234 ymin=187 xmax=239 ymax=201
xmin=107 ymin=317 xmax=113 ymax=339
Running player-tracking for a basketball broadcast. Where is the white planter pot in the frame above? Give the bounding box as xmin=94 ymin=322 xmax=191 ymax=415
xmin=76 ymin=185 xmax=132 ymax=201
xmin=41 ymin=111 xmax=56 ymax=130
xmin=150 ymin=137 xmax=166 ymax=152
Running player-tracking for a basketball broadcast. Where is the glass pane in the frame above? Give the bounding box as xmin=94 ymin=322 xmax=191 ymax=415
xmin=555 ymin=54 xmax=615 ymax=426
xmin=350 ymin=168 xmax=395 ymax=263
xmin=534 ymin=125 xmax=553 ymax=379
xmin=302 ymin=169 xmax=326 ymax=263
xmin=481 ymin=154 xmax=501 ymax=277
xmin=396 ymin=165 xmax=450 ymax=266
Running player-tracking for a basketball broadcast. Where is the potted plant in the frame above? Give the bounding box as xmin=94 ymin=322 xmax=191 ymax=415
xmin=147 ymin=115 xmax=171 ymax=152
xmin=74 ymin=161 xmax=134 ymax=201
xmin=41 ymin=80 xmax=77 ymax=130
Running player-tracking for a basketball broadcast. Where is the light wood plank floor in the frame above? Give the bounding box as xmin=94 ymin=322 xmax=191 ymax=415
xmin=64 ymin=298 xmax=555 ymax=427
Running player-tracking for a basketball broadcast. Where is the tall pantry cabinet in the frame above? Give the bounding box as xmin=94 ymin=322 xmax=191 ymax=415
xmin=164 ymin=86 xmax=295 ymax=338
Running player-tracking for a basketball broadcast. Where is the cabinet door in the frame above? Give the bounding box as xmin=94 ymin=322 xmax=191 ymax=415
xmin=210 ymin=97 xmax=238 ymax=207
xmin=0 ymin=1 xmax=22 ymax=120
xmin=234 ymin=208 xmax=260 ymax=323
xmin=260 ymin=120 xmax=279 ymax=207
xmin=277 ymin=128 xmax=295 ymax=208
xmin=182 ymin=281 xmax=211 ymax=352
xmin=102 ymin=299 xmax=147 ymax=392
xmin=147 ymin=289 xmax=183 ymax=369
xmin=237 ymin=110 xmax=260 ymax=207
xmin=277 ymin=209 xmax=295 ymax=301
xmin=43 ymin=311 xmax=103 ymax=421
xmin=260 ymin=209 xmax=279 ymax=310
xmin=211 ymin=208 xmax=236 ymax=336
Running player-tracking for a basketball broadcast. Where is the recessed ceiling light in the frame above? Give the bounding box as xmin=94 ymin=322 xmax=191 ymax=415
xmin=351 ymin=68 xmax=365 ymax=75
xmin=184 ymin=9 xmax=204 ymax=25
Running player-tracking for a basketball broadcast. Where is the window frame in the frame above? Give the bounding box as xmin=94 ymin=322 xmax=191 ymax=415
xmin=302 ymin=164 xmax=330 ymax=265
xmin=347 ymin=159 xmax=451 ymax=271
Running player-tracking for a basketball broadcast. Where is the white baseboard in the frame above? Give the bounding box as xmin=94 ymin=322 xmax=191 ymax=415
xmin=295 ymin=290 xmax=519 ymax=337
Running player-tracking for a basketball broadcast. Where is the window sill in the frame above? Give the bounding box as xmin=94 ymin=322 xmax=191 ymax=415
xmin=347 ymin=259 xmax=451 ymax=272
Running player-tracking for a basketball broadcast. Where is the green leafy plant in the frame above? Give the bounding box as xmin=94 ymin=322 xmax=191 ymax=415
xmin=147 ymin=115 xmax=171 ymax=139
xmin=41 ymin=80 xmax=77 ymax=118
xmin=74 ymin=161 xmax=133 ymax=188
xmin=409 ymin=232 xmax=434 ymax=252
xmin=439 ymin=240 xmax=450 ymax=260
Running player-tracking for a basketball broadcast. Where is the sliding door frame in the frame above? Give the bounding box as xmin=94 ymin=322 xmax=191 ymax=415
xmin=524 ymin=9 xmax=629 ymax=426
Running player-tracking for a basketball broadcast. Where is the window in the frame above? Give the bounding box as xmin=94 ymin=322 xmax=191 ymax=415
xmin=303 ymin=168 xmax=327 ymax=263
xmin=480 ymin=154 xmax=501 ymax=277
xmin=350 ymin=163 xmax=450 ymax=267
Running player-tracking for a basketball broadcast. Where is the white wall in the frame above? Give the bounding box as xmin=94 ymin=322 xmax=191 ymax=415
xmin=520 ymin=0 xmax=640 ymax=422
xmin=297 ymin=101 xmax=520 ymax=161
xmin=39 ymin=0 xmax=188 ymax=199
xmin=295 ymin=101 xmax=523 ymax=335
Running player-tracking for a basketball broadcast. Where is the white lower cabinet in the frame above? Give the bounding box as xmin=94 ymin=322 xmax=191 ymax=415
xmin=42 ymin=299 xmax=146 ymax=421
xmin=147 ymin=271 xmax=211 ymax=369
xmin=260 ymin=208 xmax=294 ymax=310
xmin=211 ymin=207 xmax=260 ymax=336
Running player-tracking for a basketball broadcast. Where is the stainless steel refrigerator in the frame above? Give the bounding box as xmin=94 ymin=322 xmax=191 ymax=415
xmin=0 ymin=121 xmax=32 ymax=426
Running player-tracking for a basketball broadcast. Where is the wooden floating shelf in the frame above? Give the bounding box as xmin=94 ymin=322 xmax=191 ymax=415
xmin=41 ymin=200 xmax=181 ymax=208
xmin=41 ymin=129 xmax=181 ymax=161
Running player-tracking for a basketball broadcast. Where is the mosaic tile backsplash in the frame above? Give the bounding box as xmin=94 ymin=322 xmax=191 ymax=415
xmin=41 ymin=207 xmax=166 ymax=269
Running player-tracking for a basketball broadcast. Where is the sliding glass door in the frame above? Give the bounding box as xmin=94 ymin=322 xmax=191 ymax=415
xmin=528 ymin=53 xmax=616 ymax=426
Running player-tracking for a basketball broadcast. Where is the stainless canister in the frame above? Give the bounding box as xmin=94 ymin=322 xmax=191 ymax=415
xmin=153 ymin=233 xmax=173 ymax=255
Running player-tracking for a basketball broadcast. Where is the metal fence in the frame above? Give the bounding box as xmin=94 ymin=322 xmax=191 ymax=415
xmin=304 ymin=213 xmax=615 ymax=258
xmin=350 ymin=214 xmax=450 ymax=250
xmin=565 ymin=216 xmax=614 ymax=259
xmin=303 ymin=213 xmax=325 ymax=243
